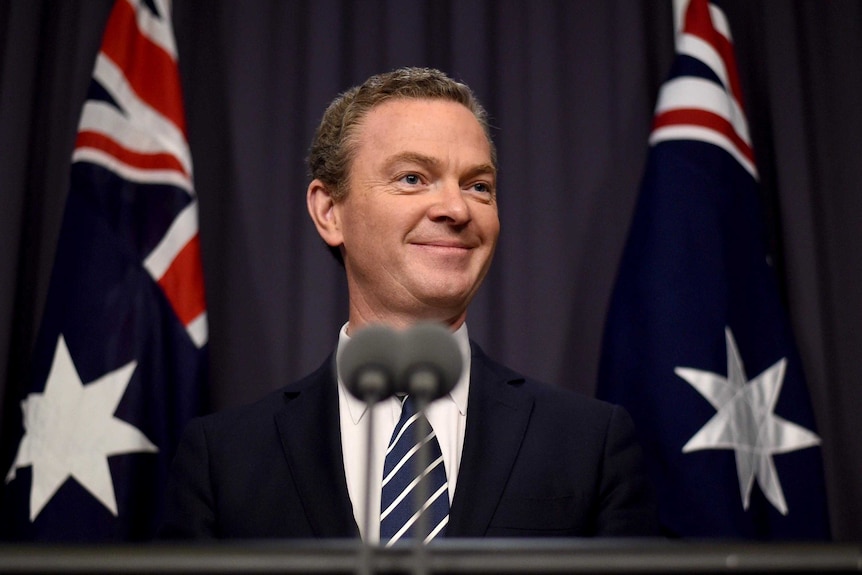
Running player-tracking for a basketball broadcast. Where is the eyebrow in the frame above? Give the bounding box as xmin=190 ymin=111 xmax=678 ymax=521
xmin=383 ymin=152 xmax=497 ymax=181
xmin=463 ymin=163 xmax=498 ymax=183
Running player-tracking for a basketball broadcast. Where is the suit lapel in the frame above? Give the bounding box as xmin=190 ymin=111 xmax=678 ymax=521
xmin=447 ymin=346 xmax=534 ymax=537
xmin=274 ymin=357 xmax=359 ymax=538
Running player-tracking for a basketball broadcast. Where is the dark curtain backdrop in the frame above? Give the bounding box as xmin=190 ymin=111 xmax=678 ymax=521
xmin=1 ymin=0 xmax=860 ymax=541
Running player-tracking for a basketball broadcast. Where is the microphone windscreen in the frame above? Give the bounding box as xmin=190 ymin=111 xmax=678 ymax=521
xmin=339 ymin=324 xmax=402 ymax=401
xmin=401 ymin=322 xmax=463 ymax=400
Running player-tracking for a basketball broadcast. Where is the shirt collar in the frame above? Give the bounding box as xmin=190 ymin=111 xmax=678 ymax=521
xmin=336 ymin=322 xmax=471 ymax=424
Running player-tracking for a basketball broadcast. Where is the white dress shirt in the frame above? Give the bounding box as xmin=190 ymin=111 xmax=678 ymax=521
xmin=336 ymin=322 xmax=471 ymax=543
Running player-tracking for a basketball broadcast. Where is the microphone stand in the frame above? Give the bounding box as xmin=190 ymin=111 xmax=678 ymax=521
xmin=360 ymin=397 xmax=376 ymax=575
xmin=408 ymin=370 xmax=438 ymax=575
xmin=356 ymin=370 xmax=388 ymax=575
xmin=359 ymin=389 xmax=434 ymax=575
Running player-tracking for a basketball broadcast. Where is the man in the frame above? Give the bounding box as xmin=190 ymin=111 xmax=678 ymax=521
xmin=161 ymin=67 xmax=657 ymax=540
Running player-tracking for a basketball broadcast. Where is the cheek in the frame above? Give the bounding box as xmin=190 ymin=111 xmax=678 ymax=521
xmin=339 ymin=201 xmax=378 ymax=242
xmin=344 ymin=209 xmax=403 ymax=260
xmin=477 ymin=209 xmax=501 ymax=242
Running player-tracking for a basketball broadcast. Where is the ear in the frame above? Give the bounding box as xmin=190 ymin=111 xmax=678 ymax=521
xmin=306 ymin=178 xmax=344 ymax=248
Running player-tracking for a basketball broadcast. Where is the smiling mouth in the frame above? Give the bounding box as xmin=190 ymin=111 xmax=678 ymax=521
xmin=412 ymin=242 xmax=472 ymax=252
xmin=408 ymin=243 xmax=477 ymax=264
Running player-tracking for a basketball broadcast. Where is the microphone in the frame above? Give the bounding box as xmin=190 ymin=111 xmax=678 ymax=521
xmin=339 ymin=324 xmax=402 ymax=402
xmin=400 ymin=322 xmax=462 ymax=401
xmin=398 ymin=322 xmax=461 ymax=571
xmin=340 ymin=322 xmax=463 ymax=402
xmin=339 ymin=322 xmax=462 ymax=562
xmin=339 ymin=324 xmax=402 ymax=572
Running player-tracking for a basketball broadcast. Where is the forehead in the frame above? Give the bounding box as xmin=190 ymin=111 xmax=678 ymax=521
xmin=353 ymin=98 xmax=492 ymax=159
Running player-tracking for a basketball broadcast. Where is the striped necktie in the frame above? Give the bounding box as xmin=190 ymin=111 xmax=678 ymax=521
xmin=379 ymin=395 xmax=449 ymax=546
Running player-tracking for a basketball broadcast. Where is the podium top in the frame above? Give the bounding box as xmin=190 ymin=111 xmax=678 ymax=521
xmin=0 ymin=539 xmax=860 ymax=574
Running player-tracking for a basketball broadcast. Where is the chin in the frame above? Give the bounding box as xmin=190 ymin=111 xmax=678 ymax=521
xmin=416 ymin=287 xmax=475 ymax=313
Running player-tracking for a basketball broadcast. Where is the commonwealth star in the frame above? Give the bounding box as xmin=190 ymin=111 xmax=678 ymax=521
xmin=675 ymin=328 xmax=821 ymax=515
xmin=5 ymin=334 xmax=157 ymax=520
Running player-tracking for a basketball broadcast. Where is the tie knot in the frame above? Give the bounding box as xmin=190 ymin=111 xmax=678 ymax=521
xmin=399 ymin=394 xmax=417 ymax=418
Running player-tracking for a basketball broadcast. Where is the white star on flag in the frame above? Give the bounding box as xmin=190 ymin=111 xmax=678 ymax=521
xmin=5 ymin=334 xmax=158 ymax=521
xmin=675 ymin=327 xmax=821 ymax=515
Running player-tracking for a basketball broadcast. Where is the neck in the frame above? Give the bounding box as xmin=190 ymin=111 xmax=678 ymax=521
xmin=346 ymin=307 xmax=466 ymax=335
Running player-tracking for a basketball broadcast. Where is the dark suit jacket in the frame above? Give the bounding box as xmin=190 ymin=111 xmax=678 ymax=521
xmin=161 ymin=343 xmax=657 ymax=538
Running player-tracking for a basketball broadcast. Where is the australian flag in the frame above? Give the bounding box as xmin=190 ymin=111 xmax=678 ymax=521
xmin=597 ymin=0 xmax=830 ymax=539
xmin=1 ymin=0 xmax=207 ymax=541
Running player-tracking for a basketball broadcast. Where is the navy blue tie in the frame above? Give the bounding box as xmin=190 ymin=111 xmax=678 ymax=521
xmin=379 ymin=396 xmax=449 ymax=545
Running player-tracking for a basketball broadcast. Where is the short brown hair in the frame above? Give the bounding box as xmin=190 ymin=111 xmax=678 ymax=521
xmin=307 ymin=67 xmax=496 ymax=201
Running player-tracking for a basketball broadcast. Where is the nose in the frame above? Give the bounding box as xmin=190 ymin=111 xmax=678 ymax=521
xmin=427 ymin=180 xmax=470 ymax=225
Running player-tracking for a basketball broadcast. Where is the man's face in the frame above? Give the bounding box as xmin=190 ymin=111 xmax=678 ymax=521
xmin=333 ymin=98 xmax=499 ymax=328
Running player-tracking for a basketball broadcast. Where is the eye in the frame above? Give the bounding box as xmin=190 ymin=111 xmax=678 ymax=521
xmin=401 ymin=173 xmax=421 ymax=185
xmin=469 ymin=181 xmax=494 ymax=195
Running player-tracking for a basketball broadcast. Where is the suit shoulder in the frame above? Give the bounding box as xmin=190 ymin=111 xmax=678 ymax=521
xmin=522 ymin=374 xmax=620 ymax=429
xmin=473 ymin=342 xmax=619 ymax=421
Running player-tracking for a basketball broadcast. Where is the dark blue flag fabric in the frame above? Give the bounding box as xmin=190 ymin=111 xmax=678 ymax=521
xmin=597 ymin=0 xmax=830 ymax=539
xmin=2 ymin=0 xmax=207 ymax=541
